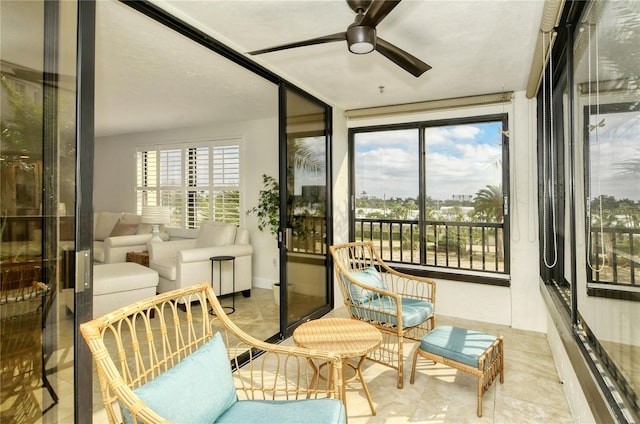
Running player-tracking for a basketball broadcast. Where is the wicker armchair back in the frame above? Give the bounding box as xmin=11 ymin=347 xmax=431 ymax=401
xmin=330 ymin=241 xmax=436 ymax=389
xmin=80 ymin=282 xmax=344 ymax=424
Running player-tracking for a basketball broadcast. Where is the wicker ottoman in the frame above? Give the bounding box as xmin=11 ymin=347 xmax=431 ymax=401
xmin=93 ymin=262 xmax=158 ymax=318
xmin=410 ymin=326 xmax=504 ymax=417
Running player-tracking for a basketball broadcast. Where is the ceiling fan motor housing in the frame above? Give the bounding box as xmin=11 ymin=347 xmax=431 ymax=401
xmin=347 ymin=25 xmax=376 ymax=54
xmin=347 ymin=0 xmax=373 ymax=13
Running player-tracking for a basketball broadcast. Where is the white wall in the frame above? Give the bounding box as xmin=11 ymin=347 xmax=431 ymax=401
xmin=332 ymin=106 xmax=349 ymax=306
xmin=336 ymin=90 xmax=547 ymax=332
xmin=94 ymin=116 xmax=280 ymax=286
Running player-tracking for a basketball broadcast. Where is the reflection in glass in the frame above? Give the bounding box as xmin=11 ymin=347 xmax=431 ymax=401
xmin=1 ymin=0 xmax=78 ymax=421
xmin=285 ymin=89 xmax=328 ymax=327
xmin=574 ymin=0 xmax=640 ymax=417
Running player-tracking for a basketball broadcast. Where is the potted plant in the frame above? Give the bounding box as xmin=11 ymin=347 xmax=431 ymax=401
xmin=247 ymin=174 xmax=292 ymax=305
xmin=246 ymin=174 xmax=279 ymax=239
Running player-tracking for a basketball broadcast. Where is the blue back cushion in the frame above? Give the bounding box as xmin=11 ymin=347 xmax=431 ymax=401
xmin=122 ymin=332 xmax=237 ymax=424
xmin=342 ymin=266 xmax=386 ymax=304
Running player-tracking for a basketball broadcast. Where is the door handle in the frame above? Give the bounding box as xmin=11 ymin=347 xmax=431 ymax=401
xmin=285 ymin=227 xmax=293 ymax=251
xmin=75 ymin=249 xmax=91 ymax=293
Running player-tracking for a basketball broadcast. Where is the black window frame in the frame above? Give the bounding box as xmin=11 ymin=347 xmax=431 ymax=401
xmin=583 ymin=102 xmax=640 ymax=301
xmin=349 ymin=113 xmax=510 ymax=286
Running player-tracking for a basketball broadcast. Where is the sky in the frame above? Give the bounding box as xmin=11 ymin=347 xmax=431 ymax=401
xmin=588 ymin=110 xmax=640 ymax=202
xmin=354 ymin=122 xmax=503 ymax=201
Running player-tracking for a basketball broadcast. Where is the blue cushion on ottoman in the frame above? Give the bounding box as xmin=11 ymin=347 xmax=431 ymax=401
xmin=420 ymin=326 xmax=498 ymax=368
xmin=216 ymin=398 xmax=346 ymax=424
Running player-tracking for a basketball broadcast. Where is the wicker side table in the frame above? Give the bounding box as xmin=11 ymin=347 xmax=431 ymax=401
xmin=126 ymin=251 xmax=149 ymax=267
xmin=293 ymin=317 xmax=382 ymax=418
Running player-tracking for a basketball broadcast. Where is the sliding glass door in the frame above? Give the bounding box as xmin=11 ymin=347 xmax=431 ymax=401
xmin=280 ymin=86 xmax=333 ymax=334
xmin=1 ymin=0 xmax=94 ymax=421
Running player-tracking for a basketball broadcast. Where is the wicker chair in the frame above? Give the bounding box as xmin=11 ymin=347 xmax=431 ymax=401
xmin=330 ymin=241 xmax=436 ymax=389
xmin=0 ymin=278 xmax=58 ymax=415
xmin=80 ymin=282 xmax=345 ymax=424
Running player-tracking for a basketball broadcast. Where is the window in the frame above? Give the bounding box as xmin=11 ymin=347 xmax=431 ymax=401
xmin=539 ymin=1 xmax=640 ymax=420
xmin=136 ymin=140 xmax=241 ymax=229
xmin=351 ymin=115 xmax=509 ymax=277
xmin=585 ymin=104 xmax=640 ymax=290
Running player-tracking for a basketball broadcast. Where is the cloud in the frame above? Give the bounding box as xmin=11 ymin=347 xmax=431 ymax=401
xmin=588 ymin=110 xmax=640 ymax=201
xmin=353 ymin=121 xmax=504 ymax=200
xmin=355 ymin=147 xmax=419 ymax=198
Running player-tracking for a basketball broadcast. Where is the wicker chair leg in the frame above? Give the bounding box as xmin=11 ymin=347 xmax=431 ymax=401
xmin=477 ymin=377 xmax=483 ymax=417
xmin=397 ymin=337 xmax=404 ymax=389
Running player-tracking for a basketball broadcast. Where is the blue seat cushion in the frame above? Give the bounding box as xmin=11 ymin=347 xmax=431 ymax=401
xmin=341 ymin=266 xmax=386 ymax=304
xmin=216 ymin=399 xmax=346 ymax=424
xmin=420 ymin=325 xmax=498 ymax=368
xmin=351 ymin=296 xmax=433 ymax=328
xmin=122 ymin=332 xmax=237 ymax=424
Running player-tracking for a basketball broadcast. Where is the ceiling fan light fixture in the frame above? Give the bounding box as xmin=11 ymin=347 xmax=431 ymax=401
xmin=347 ymin=25 xmax=375 ymax=54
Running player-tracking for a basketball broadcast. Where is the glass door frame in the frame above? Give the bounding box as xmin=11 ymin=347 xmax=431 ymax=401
xmin=73 ymin=0 xmax=96 ymax=421
xmin=278 ymin=83 xmax=334 ymax=337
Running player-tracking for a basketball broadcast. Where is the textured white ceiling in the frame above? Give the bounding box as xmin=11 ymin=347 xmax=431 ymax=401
xmin=95 ymin=0 xmax=546 ymax=137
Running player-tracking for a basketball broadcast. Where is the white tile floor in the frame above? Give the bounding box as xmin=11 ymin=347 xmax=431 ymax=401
xmin=318 ymin=308 xmax=574 ymax=424
xmin=2 ymin=289 xmax=574 ymax=423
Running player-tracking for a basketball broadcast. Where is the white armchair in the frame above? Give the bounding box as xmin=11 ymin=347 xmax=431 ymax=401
xmin=148 ymin=221 xmax=253 ymax=299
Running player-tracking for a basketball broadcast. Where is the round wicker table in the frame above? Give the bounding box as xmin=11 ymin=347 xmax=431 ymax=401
xmin=293 ymin=317 xmax=382 ymax=417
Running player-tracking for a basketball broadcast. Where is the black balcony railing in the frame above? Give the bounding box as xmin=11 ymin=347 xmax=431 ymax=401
xmin=590 ymin=226 xmax=639 ymax=286
xmin=290 ymin=215 xmax=327 ymax=255
xmin=355 ymin=218 xmax=506 ymax=273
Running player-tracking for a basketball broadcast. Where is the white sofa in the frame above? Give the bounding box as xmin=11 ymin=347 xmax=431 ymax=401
xmin=93 ymin=211 xmax=168 ymax=264
xmin=148 ymin=221 xmax=253 ymax=298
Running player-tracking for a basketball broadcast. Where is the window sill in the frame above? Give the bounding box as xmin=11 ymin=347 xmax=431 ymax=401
xmin=387 ymin=263 xmax=510 ymax=287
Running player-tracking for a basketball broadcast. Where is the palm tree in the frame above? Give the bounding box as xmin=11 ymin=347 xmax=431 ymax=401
xmin=473 ymin=184 xmax=503 ymax=223
xmin=473 ymin=184 xmax=504 ymax=260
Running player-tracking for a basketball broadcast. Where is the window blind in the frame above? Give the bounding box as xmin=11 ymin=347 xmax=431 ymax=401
xmin=136 ymin=139 xmax=241 ymax=229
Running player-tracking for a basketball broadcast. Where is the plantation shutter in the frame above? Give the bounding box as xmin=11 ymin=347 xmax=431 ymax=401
xmin=186 ymin=146 xmax=210 ymax=229
xmin=136 ymin=139 xmax=242 ymax=229
xmin=213 ymin=145 xmax=240 ymax=224
xmin=136 ymin=150 xmax=157 ymax=211
xmin=159 ymin=148 xmax=183 ymax=227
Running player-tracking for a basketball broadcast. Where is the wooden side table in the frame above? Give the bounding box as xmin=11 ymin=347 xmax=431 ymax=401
xmin=293 ymin=317 xmax=382 ymax=418
xmin=126 ymin=251 xmax=149 ymax=267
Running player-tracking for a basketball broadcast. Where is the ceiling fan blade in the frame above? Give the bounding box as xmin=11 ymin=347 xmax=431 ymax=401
xmin=375 ymin=37 xmax=431 ymax=77
xmin=248 ymin=32 xmax=346 ymax=55
xmin=360 ymin=0 xmax=401 ymax=28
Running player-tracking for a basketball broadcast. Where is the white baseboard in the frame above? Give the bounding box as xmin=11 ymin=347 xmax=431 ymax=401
xmin=252 ymin=277 xmax=277 ymax=290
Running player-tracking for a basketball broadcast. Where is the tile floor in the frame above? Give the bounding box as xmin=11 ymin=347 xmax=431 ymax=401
xmin=2 ymin=287 xmax=575 ymax=423
xmin=314 ymin=307 xmax=574 ymax=424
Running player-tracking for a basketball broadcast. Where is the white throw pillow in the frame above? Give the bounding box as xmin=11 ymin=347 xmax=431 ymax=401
xmin=196 ymin=222 xmax=236 ymax=248
xmin=120 ymin=213 xmax=141 ymax=225
xmin=94 ymin=212 xmax=123 ymax=241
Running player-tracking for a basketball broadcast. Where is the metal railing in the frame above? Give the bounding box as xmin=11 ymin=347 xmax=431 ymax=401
xmin=590 ymin=226 xmax=639 ymax=286
xmin=290 ymin=215 xmax=327 ymax=255
xmin=355 ymin=218 xmax=506 ymax=273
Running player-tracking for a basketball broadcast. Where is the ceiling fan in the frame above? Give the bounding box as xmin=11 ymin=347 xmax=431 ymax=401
xmin=248 ymin=0 xmax=431 ymax=77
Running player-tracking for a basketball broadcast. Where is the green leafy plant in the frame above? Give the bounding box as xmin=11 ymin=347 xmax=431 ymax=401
xmin=246 ymin=174 xmax=279 ymax=239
